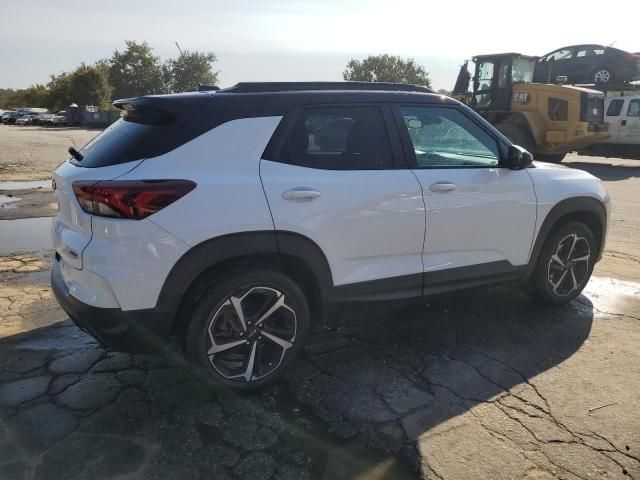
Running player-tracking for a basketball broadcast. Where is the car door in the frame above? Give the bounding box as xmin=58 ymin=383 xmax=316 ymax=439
xmin=393 ymin=104 xmax=537 ymax=288
xmin=618 ymin=98 xmax=640 ymax=145
xmin=570 ymin=46 xmax=599 ymax=83
xmin=260 ymin=104 xmax=426 ymax=297
xmin=604 ymin=97 xmax=626 ymax=143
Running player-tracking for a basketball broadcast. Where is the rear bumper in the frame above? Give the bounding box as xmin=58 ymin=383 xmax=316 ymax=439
xmin=51 ymin=258 xmax=174 ymax=353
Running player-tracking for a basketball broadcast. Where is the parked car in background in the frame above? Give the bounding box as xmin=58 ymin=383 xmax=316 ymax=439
xmin=50 ymin=111 xmax=67 ymax=126
xmin=15 ymin=114 xmax=38 ymax=126
xmin=1 ymin=111 xmax=22 ymax=124
xmin=580 ymin=93 xmax=640 ymax=157
xmin=535 ymin=44 xmax=640 ymax=86
xmin=37 ymin=113 xmax=56 ymax=126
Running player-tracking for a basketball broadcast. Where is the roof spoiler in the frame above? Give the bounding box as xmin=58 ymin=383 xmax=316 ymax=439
xmin=113 ymin=93 xmax=211 ymax=125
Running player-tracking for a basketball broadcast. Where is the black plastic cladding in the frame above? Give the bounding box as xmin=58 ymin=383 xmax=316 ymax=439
xmin=78 ymin=89 xmax=462 ymax=168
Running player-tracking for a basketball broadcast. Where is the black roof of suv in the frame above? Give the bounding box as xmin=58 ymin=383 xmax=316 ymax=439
xmin=92 ymin=82 xmax=454 ymax=169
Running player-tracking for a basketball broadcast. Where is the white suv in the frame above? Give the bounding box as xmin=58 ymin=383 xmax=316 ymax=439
xmin=51 ymin=82 xmax=610 ymax=390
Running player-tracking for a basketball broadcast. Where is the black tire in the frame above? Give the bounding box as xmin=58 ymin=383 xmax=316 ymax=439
xmin=531 ymin=221 xmax=597 ymax=305
xmin=593 ymin=68 xmax=613 ymax=86
xmin=495 ymin=122 xmax=535 ymax=154
xmin=536 ymin=153 xmax=566 ymax=163
xmin=185 ymin=268 xmax=311 ymax=392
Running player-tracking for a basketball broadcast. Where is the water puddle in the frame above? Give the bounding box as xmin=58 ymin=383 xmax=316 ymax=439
xmin=0 ymin=217 xmax=52 ymax=254
xmin=0 ymin=180 xmax=52 ymax=190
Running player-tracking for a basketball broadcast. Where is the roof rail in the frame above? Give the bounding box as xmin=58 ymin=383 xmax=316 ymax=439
xmin=219 ymin=82 xmax=433 ymax=94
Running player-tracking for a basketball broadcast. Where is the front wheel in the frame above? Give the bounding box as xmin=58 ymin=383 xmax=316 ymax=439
xmin=185 ymin=269 xmax=311 ymax=391
xmin=531 ymin=222 xmax=597 ymax=304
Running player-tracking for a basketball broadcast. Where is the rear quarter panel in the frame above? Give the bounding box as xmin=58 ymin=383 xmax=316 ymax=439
xmin=116 ymin=116 xmax=282 ymax=246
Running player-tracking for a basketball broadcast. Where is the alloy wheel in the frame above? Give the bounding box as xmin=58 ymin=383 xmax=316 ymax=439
xmin=206 ymin=286 xmax=297 ymax=383
xmin=547 ymin=233 xmax=591 ymax=297
xmin=594 ymin=69 xmax=611 ymax=84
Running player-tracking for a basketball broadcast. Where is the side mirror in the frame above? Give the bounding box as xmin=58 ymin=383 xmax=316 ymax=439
xmin=505 ymin=145 xmax=533 ymax=170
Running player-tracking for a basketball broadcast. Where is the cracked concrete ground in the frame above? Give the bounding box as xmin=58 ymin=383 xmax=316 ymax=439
xmin=0 ymin=152 xmax=639 ymax=479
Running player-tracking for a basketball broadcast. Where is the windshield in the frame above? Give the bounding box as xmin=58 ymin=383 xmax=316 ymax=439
xmin=512 ymin=57 xmax=536 ymax=83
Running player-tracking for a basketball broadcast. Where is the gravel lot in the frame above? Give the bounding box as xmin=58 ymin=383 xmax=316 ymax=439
xmin=0 ymin=125 xmax=639 ymax=479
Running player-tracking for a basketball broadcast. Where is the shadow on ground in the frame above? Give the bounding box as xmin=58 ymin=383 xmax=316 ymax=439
xmin=0 ymin=285 xmax=593 ymax=479
xmin=566 ymin=161 xmax=640 ymax=181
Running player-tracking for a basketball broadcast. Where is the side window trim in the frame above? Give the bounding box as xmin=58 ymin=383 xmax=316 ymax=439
xmin=391 ymin=103 xmax=507 ymax=170
xmin=262 ymin=103 xmax=401 ymax=169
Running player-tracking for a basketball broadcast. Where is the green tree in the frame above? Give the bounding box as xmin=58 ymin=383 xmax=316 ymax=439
xmin=0 ymin=88 xmax=21 ymax=109
xmin=437 ymin=88 xmax=452 ymax=96
xmin=343 ymin=54 xmax=431 ymax=88
xmin=69 ymin=63 xmax=112 ymax=108
xmin=108 ymin=41 xmax=165 ymax=99
xmin=163 ymin=50 xmax=218 ymax=93
xmin=46 ymin=73 xmax=74 ymax=110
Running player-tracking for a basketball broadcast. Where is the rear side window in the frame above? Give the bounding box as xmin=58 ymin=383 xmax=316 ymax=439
xmin=278 ymin=106 xmax=393 ymax=170
xmin=607 ymin=99 xmax=624 ymax=117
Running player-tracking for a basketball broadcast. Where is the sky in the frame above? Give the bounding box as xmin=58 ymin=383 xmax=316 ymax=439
xmin=1 ymin=0 xmax=638 ymax=92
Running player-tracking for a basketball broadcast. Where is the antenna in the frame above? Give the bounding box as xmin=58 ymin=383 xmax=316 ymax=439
xmin=608 ymin=40 xmax=617 ymax=47
xmin=174 ymin=41 xmax=201 ymax=90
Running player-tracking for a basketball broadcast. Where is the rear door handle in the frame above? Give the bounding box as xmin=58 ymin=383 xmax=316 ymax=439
xmin=429 ymin=182 xmax=459 ymax=193
xmin=282 ymin=189 xmax=321 ymax=201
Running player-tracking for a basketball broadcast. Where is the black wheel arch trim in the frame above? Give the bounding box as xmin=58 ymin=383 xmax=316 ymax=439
xmin=523 ymin=196 xmax=607 ymax=281
xmin=155 ymin=230 xmax=335 ymax=319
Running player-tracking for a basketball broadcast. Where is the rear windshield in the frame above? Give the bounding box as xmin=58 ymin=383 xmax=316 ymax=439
xmin=73 ymin=93 xmax=213 ymax=168
xmin=74 ymin=119 xmax=174 ymax=167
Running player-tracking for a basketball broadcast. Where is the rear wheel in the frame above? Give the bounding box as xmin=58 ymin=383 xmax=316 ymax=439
xmin=531 ymin=222 xmax=596 ymax=304
xmin=496 ymin=122 xmax=535 ymax=154
xmin=185 ymin=269 xmax=311 ymax=391
xmin=593 ymin=68 xmax=613 ymax=86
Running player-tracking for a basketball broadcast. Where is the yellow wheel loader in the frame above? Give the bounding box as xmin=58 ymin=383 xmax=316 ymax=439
xmin=453 ymin=53 xmax=609 ymax=162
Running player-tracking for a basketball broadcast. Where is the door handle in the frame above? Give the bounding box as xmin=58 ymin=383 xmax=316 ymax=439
xmin=621 ymin=120 xmax=627 ymax=126
xmin=429 ymin=182 xmax=459 ymax=193
xmin=282 ymin=189 xmax=321 ymax=201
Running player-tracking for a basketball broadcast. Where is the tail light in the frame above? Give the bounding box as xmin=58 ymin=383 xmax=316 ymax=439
xmin=72 ymin=180 xmax=196 ymax=220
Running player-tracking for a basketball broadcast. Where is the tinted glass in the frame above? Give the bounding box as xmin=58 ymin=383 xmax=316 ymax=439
xmin=399 ymin=107 xmax=500 ymax=168
xmin=546 ymin=49 xmax=573 ymax=61
xmin=281 ymin=107 xmax=393 ymax=170
xmin=576 ymin=46 xmax=599 ymax=57
xmin=607 ymin=99 xmax=624 ymax=117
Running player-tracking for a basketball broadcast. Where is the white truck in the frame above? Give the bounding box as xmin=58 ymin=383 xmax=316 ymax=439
xmin=581 ymin=90 xmax=640 ymax=157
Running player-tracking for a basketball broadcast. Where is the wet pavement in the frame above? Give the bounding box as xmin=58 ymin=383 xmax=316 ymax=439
xmin=1 ymin=261 xmax=639 ymax=479
xmin=0 ymin=218 xmax=52 ymax=254
xmin=1 ymin=152 xmax=639 ymax=479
